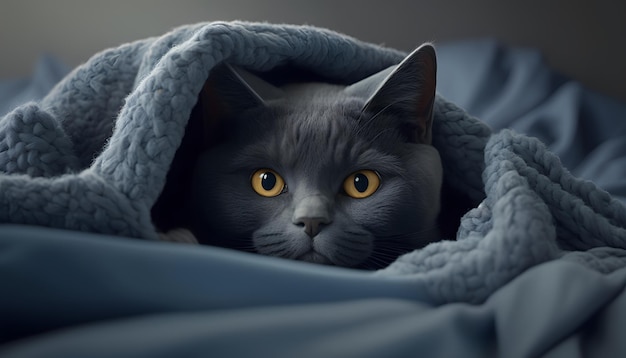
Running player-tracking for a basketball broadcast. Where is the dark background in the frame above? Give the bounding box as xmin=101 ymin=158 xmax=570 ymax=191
xmin=1 ymin=0 xmax=624 ymax=101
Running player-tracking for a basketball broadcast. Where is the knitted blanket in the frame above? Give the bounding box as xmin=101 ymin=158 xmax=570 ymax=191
xmin=1 ymin=21 xmax=625 ymax=304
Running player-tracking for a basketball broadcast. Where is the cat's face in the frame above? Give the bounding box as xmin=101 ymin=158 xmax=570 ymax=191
xmin=187 ymin=44 xmax=442 ymax=269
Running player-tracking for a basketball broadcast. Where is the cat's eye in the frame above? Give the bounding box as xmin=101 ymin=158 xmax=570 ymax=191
xmin=343 ymin=170 xmax=381 ymax=199
xmin=251 ymin=169 xmax=286 ymax=197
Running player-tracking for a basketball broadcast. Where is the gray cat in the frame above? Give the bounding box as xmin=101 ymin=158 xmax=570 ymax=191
xmin=156 ymin=44 xmax=443 ymax=270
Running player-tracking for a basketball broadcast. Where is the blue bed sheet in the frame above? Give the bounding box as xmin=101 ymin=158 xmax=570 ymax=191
xmin=0 ymin=225 xmax=625 ymax=357
xmin=436 ymin=40 xmax=626 ymax=202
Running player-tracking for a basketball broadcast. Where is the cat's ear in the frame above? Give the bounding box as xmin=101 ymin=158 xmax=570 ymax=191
xmin=200 ymin=63 xmax=284 ymax=119
xmin=348 ymin=43 xmax=437 ymax=144
xmin=198 ymin=64 xmax=284 ymax=145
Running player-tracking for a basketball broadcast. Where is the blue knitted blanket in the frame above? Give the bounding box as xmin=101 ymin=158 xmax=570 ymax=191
xmin=1 ymin=22 xmax=625 ymax=304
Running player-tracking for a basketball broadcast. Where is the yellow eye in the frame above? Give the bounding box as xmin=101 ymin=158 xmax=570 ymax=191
xmin=251 ymin=169 xmax=286 ymax=197
xmin=343 ymin=170 xmax=381 ymax=199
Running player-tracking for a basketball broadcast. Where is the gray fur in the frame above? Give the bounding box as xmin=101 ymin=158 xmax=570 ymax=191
xmin=187 ymin=44 xmax=442 ymax=269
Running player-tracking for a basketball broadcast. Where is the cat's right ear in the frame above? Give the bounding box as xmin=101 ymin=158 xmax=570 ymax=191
xmin=199 ymin=64 xmax=284 ymax=143
xmin=347 ymin=44 xmax=437 ymax=145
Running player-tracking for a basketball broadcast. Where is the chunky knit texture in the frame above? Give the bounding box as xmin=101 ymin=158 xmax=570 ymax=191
xmin=1 ymin=21 xmax=625 ymax=303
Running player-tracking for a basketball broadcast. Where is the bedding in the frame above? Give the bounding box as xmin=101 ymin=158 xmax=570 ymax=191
xmin=1 ymin=22 xmax=625 ymax=357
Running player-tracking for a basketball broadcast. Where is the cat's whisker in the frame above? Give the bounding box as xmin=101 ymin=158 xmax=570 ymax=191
xmin=257 ymin=240 xmax=287 ymax=249
xmin=256 ymin=232 xmax=283 ymax=239
xmin=255 ymin=238 xmax=296 ymax=257
xmin=337 ymin=236 xmax=367 ymax=246
xmin=231 ymin=241 xmax=257 ymax=253
xmin=332 ymin=251 xmax=361 ymax=267
xmin=359 ymin=255 xmax=393 ymax=270
xmin=373 ymin=245 xmax=413 ymax=258
xmin=260 ymin=246 xmax=288 ymax=256
xmin=355 ymin=97 xmax=400 ymax=123
xmin=361 ymin=226 xmax=443 ymax=269
xmin=377 ymin=225 xmax=441 ymax=241
xmin=334 ymin=242 xmax=369 ymax=255
xmin=364 ymin=242 xmax=421 ymax=269
xmin=363 ymin=128 xmax=397 ymax=148
xmin=370 ymin=250 xmax=402 ymax=263
xmin=354 ymin=98 xmax=411 ymax=136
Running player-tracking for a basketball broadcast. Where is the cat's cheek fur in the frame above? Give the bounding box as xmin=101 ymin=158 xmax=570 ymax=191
xmin=252 ymin=213 xmax=375 ymax=267
xmin=342 ymin=181 xmax=413 ymax=242
xmin=346 ymin=144 xmax=443 ymax=251
xmin=399 ymin=143 xmax=443 ymax=243
xmin=188 ymin=151 xmax=284 ymax=248
xmin=220 ymin=192 xmax=287 ymax=240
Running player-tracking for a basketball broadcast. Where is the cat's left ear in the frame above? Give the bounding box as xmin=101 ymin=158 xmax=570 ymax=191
xmin=197 ymin=63 xmax=284 ymax=147
xmin=348 ymin=43 xmax=437 ymax=144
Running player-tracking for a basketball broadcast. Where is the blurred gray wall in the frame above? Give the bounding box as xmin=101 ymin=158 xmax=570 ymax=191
xmin=1 ymin=0 xmax=625 ymax=101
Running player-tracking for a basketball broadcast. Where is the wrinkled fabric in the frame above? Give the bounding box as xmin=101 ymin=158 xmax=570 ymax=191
xmin=1 ymin=225 xmax=625 ymax=357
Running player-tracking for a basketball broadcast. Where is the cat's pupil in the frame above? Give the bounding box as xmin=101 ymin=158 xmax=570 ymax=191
xmin=354 ymin=173 xmax=369 ymax=193
xmin=261 ymin=172 xmax=277 ymax=191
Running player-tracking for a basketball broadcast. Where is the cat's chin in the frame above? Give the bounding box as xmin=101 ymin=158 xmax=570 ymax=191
xmin=297 ymin=251 xmax=333 ymax=266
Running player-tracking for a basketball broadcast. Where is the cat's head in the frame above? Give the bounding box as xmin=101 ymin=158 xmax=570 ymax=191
xmin=187 ymin=44 xmax=442 ymax=269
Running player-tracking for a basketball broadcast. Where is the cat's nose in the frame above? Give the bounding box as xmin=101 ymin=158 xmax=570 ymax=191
xmin=295 ymin=217 xmax=330 ymax=238
xmin=293 ymin=195 xmax=332 ymax=237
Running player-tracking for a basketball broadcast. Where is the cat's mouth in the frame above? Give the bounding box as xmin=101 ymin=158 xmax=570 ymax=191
xmin=297 ymin=251 xmax=333 ymax=265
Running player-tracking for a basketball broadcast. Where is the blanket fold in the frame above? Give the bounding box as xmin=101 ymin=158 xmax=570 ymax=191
xmin=1 ymin=21 xmax=625 ymax=303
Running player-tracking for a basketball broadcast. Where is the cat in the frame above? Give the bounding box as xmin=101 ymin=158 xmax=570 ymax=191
xmin=155 ymin=43 xmax=444 ymax=270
